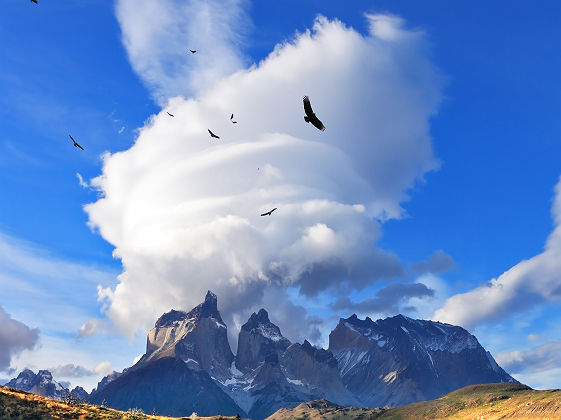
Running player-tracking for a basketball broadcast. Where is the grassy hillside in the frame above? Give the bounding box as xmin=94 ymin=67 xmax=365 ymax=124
xmin=268 ymin=383 xmax=561 ymax=420
xmin=0 ymin=385 xmax=241 ymax=420
xmin=3 ymin=383 xmax=561 ymax=419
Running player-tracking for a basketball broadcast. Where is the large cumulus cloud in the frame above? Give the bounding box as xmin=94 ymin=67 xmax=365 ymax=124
xmin=86 ymin=13 xmax=442 ymax=340
xmin=434 ymin=176 xmax=561 ymax=329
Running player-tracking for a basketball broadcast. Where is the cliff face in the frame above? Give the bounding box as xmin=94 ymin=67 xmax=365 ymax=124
xmin=236 ymin=309 xmax=290 ymax=373
xmin=143 ymin=291 xmax=234 ymax=380
xmin=328 ymin=314 xmax=517 ymax=407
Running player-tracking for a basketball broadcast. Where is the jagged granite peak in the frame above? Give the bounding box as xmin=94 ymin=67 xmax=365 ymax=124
xmin=6 ymin=368 xmax=68 ymax=400
xmin=236 ymin=308 xmax=291 ymax=372
xmin=154 ymin=290 xmax=223 ymax=328
xmin=328 ymin=313 xmax=517 ymax=407
xmin=142 ymin=291 xmax=233 ymax=381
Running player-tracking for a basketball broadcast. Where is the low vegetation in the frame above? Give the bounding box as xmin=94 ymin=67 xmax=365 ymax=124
xmin=0 ymin=385 xmax=241 ymax=420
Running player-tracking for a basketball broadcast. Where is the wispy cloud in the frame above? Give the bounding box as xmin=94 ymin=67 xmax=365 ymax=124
xmin=0 ymin=231 xmax=118 ymax=358
xmin=77 ymin=319 xmax=109 ymax=338
xmin=411 ymin=250 xmax=456 ymax=275
xmin=496 ymin=341 xmax=561 ymax=374
xmin=115 ymin=0 xmax=250 ymax=104
xmin=332 ymin=282 xmax=435 ymax=315
xmin=76 ymin=172 xmax=90 ymax=189
xmin=434 ymin=176 xmax=561 ymax=329
xmin=48 ymin=361 xmax=113 ymax=378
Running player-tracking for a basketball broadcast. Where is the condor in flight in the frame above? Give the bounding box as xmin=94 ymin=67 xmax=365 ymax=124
xmin=303 ymin=96 xmax=325 ymax=131
xmin=208 ymin=129 xmax=220 ymax=139
xmin=260 ymin=208 xmax=277 ymax=217
xmin=69 ymin=135 xmax=84 ymax=150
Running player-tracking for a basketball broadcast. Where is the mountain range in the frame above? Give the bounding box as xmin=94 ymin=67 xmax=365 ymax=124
xmin=87 ymin=291 xmax=515 ymax=418
xmin=6 ymin=291 xmax=517 ymax=419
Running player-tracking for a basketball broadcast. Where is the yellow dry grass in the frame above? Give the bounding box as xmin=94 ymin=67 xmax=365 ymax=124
xmin=0 ymin=385 xmax=241 ymax=420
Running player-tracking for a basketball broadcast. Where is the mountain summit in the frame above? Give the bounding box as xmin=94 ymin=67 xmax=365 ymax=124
xmin=142 ymin=290 xmax=233 ymax=381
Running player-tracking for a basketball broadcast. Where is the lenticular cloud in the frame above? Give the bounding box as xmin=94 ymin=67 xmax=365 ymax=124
xmin=86 ymin=15 xmax=442 ymax=338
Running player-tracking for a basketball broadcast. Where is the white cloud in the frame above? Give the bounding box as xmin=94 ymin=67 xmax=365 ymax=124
xmin=412 ymin=249 xmax=456 ymax=275
xmin=496 ymin=341 xmax=561 ymax=376
xmin=49 ymin=363 xmax=95 ymax=378
xmin=115 ymin=0 xmax=250 ymax=104
xmin=76 ymin=172 xmax=90 ymax=189
xmin=0 ymin=305 xmax=39 ymax=371
xmin=86 ymin=14 xmax=442 ymax=339
xmin=77 ymin=319 xmax=109 ymax=338
xmin=94 ymin=361 xmax=113 ymax=376
xmin=434 ymin=176 xmax=561 ymax=329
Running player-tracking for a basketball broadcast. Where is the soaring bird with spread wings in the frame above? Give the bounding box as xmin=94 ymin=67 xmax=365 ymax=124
xmin=69 ymin=135 xmax=84 ymax=150
xmin=30 ymin=0 xmax=38 ymax=3
xmin=303 ymin=96 xmax=325 ymax=131
xmin=208 ymin=129 xmax=220 ymax=139
xmin=260 ymin=208 xmax=277 ymax=217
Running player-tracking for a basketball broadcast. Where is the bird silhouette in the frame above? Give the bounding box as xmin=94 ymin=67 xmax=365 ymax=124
xmin=208 ymin=129 xmax=220 ymax=139
xmin=189 ymin=49 xmax=197 ymax=54
xmin=303 ymin=96 xmax=325 ymax=131
xmin=230 ymin=114 xmax=237 ymax=124
xmin=260 ymin=208 xmax=277 ymax=216
xmin=30 ymin=0 xmax=38 ymax=3
xmin=69 ymin=135 xmax=84 ymax=150
xmin=167 ymin=112 xmax=174 ymax=117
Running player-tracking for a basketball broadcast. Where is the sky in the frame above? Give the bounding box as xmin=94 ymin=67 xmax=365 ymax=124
xmin=1 ymin=0 xmax=561 ymax=392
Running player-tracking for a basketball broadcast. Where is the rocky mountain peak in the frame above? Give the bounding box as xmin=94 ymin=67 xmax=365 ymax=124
xmin=236 ymin=309 xmax=291 ymax=372
xmin=6 ymin=368 xmax=67 ymax=400
xmin=345 ymin=313 xmax=375 ymax=329
xmin=37 ymin=370 xmax=53 ymax=381
xmin=329 ymin=313 xmax=517 ymax=408
xmin=186 ymin=290 xmax=223 ymax=323
xmin=143 ymin=291 xmax=233 ymax=381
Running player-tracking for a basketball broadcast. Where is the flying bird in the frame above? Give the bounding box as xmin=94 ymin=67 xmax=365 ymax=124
xmin=260 ymin=208 xmax=277 ymax=217
xmin=230 ymin=114 xmax=237 ymax=124
xmin=303 ymin=96 xmax=325 ymax=131
xmin=208 ymin=129 xmax=220 ymax=139
xmin=69 ymin=135 xmax=84 ymax=150
xmin=167 ymin=112 xmax=174 ymax=117
xmin=30 ymin=0 xmax=38 ymax=3
xmin=189 ymin=49 xmax=197 ymax=54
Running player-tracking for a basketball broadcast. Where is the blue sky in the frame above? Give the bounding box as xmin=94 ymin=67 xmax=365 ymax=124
xmin=1 ymin=0 xmax=561 ymax=391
